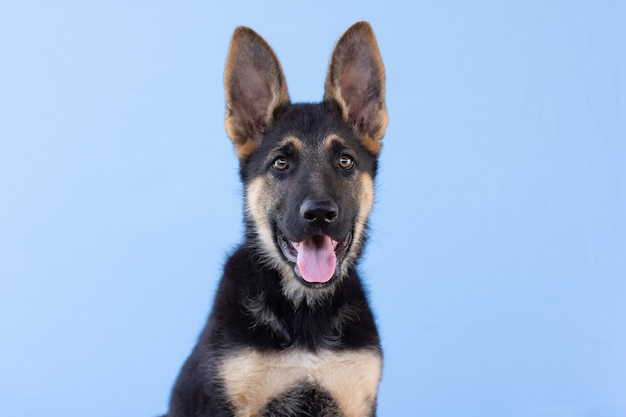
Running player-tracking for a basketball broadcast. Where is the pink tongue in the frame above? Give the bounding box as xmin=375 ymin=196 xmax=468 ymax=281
xmin=295 ymin=235 xmax=337 ymax=283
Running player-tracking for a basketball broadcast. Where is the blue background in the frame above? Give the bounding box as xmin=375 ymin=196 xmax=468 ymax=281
xmin=1 ymin=1 xmax=625 ymax=416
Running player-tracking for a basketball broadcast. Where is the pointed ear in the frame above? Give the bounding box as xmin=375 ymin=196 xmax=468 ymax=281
xmin=325 ymin=22 xmax=388 ymax=155
xmin=224 ymin=27 xmax=290 ymax=159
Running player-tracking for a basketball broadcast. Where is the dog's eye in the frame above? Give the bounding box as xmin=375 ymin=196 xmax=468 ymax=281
xmin=338 ymin=155 xmax=355 ymax=170
xmin=273 ymin=157 xmax=289 ymax=171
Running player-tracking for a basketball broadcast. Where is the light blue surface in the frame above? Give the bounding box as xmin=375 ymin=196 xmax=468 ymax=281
xmin=1 ymin=1 xmax=625 ymax=416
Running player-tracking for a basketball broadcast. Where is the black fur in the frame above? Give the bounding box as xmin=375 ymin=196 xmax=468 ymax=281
xmin=167 ymin=250 xmax=380 ymax=416
xmin=165 ymin=22 xmax=387 ymax=417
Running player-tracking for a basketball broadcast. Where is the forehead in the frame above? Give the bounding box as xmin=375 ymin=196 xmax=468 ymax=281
xmin=261 ymin=103 xmax=361 ymax=151
xmin=272 ymin=133 xmax=349 ymax=156
xmin=241 ymin=102 xmax=377 ymax=180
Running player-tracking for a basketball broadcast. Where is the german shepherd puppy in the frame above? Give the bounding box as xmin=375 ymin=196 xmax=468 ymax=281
xmin=166 ymin=21 xmax=388 ymax=417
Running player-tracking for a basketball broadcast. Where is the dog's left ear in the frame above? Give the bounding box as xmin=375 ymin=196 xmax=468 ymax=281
xmin=325 ymin=21 xmax=388 ymax=155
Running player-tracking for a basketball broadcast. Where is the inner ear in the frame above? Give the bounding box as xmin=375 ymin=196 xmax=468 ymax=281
xmin=224 ymin=27 xmax=290 ymax=159
xmin=341 ymin=66 xmax=379 ymax=129
xmin=324 ymin=22 xmax=388 ymax=155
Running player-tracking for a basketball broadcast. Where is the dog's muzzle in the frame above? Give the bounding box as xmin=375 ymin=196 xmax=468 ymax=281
xmin=278 ymin=231 xmax=351 ymax=284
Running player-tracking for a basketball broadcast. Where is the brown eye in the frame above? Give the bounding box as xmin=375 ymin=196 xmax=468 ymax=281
xmin=338 ymin=155 xmax=355 ymax=170
xmin=273 ymin=157 xmax=289 ymax=171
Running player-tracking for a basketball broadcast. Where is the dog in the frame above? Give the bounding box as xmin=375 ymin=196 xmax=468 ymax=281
xmin=165 ymin=21 xmax=388 ymax=417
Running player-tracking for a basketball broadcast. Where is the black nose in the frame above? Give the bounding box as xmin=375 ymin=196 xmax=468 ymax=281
xmin=300 ymin=199 xmax=338 ymax=226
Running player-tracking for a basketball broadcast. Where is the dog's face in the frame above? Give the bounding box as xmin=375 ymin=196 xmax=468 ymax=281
xmin=243 ymin=104 xmax=378 ymax=303
xmin=223 ymin=22 xmax=387 ymax=305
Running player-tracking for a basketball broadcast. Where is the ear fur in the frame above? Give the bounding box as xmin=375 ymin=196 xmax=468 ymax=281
xmin=324 ymin=22 xmax=388 ymax=155
xmin=224 ymin=27 xmax=290 ymax=159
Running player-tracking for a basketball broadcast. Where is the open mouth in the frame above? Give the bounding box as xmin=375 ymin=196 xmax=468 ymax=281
xmin=277 ymin=230 xmax=351 ymax=285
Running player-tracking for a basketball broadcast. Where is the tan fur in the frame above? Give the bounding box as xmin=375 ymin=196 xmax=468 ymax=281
xmin=324 ymin=22 xmax=388 ymax=155
xmin=224 ymin=27 xmax=290 ymax=160
xmin=245 ymin=176 xmax=326 ymax=306
xmin=358 ymin=132 xmax=386 ymax=155
xmin=219 ymin=348 xmax=382 ymax=417
xmin=167 ymin=22 xmax=386 ymax=417
xmin=347 ymin=173 xmax=374 ymax=267
xmin=276 ymin=135 xmax=302 ymax=152
xmin=320 ymin=133 xmax=345 ymax=150
xmin=245 ymin=167 xmax=375 ymax=307
xmin=245 ymin=177 xmax=283 ymax=268
xmin=317 ymin=137 xmax=375 ymax=272
xmin=225 ymin=22 xmax=387 ymax=160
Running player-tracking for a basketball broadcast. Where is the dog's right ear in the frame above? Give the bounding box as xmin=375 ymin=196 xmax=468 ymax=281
xmin=224 ymin=27 xmax=290 ymax=159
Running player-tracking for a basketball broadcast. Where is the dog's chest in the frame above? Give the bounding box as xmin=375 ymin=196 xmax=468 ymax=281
xmin=218 ymin=348 xmax=382 ymax=417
